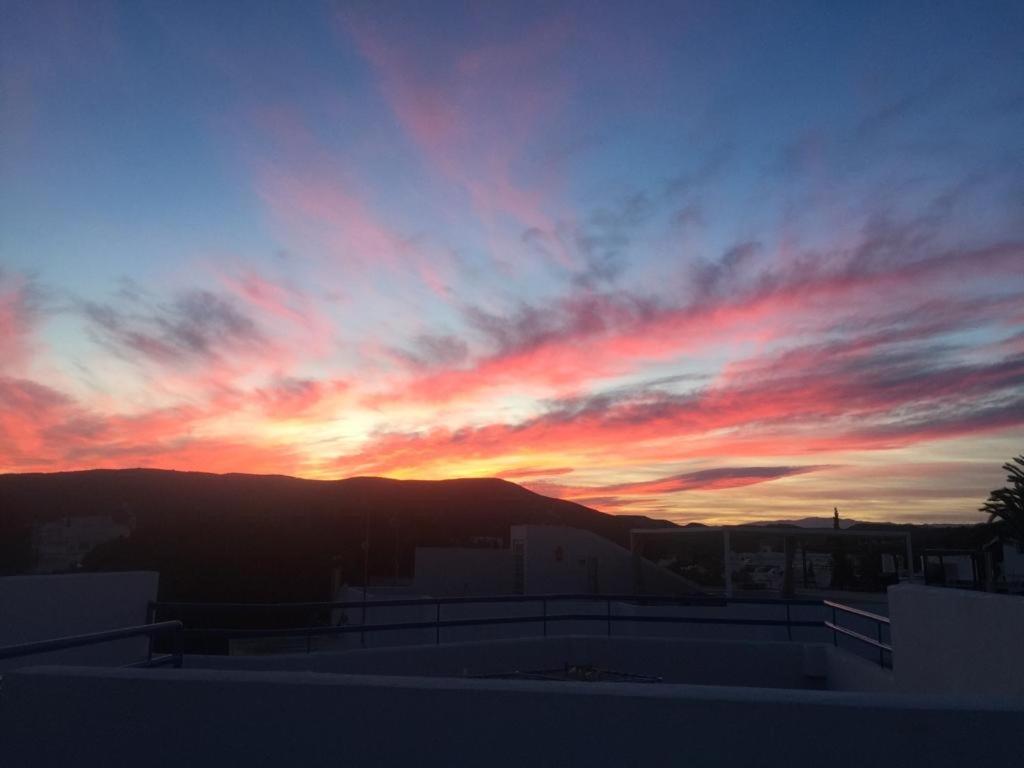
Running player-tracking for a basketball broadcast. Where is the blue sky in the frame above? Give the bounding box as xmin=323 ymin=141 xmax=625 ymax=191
xmin=2 ymin=0 xmax=1022 ymax=523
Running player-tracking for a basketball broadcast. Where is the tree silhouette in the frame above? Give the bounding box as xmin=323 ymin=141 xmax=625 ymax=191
xmin=980 ymin=455 xmax=1024 ymax=542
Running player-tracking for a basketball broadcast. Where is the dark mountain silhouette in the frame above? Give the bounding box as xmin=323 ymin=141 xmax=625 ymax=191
xmin=741 ymin=517 xmax=861 ymax=529
xmin=1 ymin=469 xmax=996 ymax=611
xmin=0 ymin=469 xmax=675 ymax=603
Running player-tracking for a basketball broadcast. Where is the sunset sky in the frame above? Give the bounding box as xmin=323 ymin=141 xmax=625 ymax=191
xmin=2 ymin=1 xmax=1022 ymax=524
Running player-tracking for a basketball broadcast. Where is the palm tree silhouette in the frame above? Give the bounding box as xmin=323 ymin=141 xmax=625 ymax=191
xmin=980 ymin=455 xmax=1024 ymax=542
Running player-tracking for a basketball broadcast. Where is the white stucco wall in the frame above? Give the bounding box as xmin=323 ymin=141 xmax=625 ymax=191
xmin=889 ymin=584 xmax=1024 ymax=695
xmin=4 ymin=664 xmax=1022 ymax=767
xmin=512 ymin=525 xmax=637 ymax=594
xmin=1001 ymin=542 xmax=1024 ymax=586
xmin=413 ymin=547 xmax=514 ymax=596
xmin=0 ymin=571 xmax=159 ymax=672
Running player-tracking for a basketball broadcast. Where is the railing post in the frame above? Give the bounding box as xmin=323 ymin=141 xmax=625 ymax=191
xmin=542 ymin=598 xmax=547 ymax=637
xmin=361 ymin=602 xmax=367 ymax=648
xmin=145 ymin=601 xmax=156 ymax=665
xmin=785 ymin=602 xmax=792 ymax=641
xmin=436 ymin=601 xmax=441 ymax=645
xmin=877 ymin=622 xmax=884 ymax=667
xmin=172 ymin=623 xmax=184 ymax=669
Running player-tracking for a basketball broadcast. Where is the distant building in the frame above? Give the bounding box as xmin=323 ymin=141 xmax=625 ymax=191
xmin=467 ymin=536 xmax=504 ymax=549
xmin=1001 ymin=540 xmax=1024 ymax=589
xmin=921 ymin=549 xmax=979 ymax=587
xmin=32 ymin=516 xmax=132 ymax=573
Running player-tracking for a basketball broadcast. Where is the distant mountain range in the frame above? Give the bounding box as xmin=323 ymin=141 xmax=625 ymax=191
xmin=742 ymin=517 xmax=861 ymax=529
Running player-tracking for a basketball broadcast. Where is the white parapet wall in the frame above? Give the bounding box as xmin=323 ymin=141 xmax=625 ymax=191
xmin=3 ymin=664 xmax=1022 ymax=767
xmin=0 ymin=571 xmax=159 ymax=672
xmin=889 ymin=584 xmax=1024 ymax=696
xmin=189 ymin=635 xmax=832 ymax=689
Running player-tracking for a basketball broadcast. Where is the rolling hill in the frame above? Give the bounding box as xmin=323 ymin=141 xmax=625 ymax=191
xmin=0 ymin=468 xmax=674 ymax=602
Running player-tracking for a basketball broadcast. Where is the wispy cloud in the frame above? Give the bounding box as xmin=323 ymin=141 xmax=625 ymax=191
xmin=0 ymin=270 xmax=45 ymax=370
xmin=330 ymin=326 xmax=1024 ymax=480
xmin=368 ymin=234 xmax=1024 ymax=406
xmin=530 ymin=465 xmax=831 ymax=502
xmin=80 ymin=288 xmax=265 ymax=366
xmin=341 ymin=8 xmax=577 ymax=264
xmin=0 ymin=374 xmax=305 ymax=474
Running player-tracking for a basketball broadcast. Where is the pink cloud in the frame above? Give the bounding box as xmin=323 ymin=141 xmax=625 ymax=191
xmin=216 ymin=268 xmax=337 ymax=360
xmin=330 ymin=325 xmax=1024 ymax=480
xmin=254 ymin=376 xmax=349 ymax=419
xmin=523 ymin=466 xmax=831 ymax=508
xmin=0 ymin=374 xmax=307 ymax=476
xmin=0 ymin=271 xmax=41 ymax=371
xmin=496 ymin=466 xmax=575 ymax=480
xmin=343 ymin=10 xmax=576 ymax=263
xmin=367 ymin=240 xmax=1024 ymax=407
xmin=255 ymin=164 xmax=458 ymax=297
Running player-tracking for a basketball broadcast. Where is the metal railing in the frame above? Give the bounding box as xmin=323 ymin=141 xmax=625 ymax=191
xmin=0 ymin=598 xmax=894 ymax=672
xmin=151 ymin=594 xmax=823 ymax=651
xmin=823 ymin=599 xmax=891 ymax=668
xmin=0 ymin=620 xmax=185 ymax=669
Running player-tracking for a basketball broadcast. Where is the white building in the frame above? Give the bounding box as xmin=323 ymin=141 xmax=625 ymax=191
xmin=32 ymin=515 xmax=132 ymax=573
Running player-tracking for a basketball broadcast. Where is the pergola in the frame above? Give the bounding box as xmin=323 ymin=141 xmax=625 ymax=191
xmin=631 ymin=526 xmax=914 ymax=597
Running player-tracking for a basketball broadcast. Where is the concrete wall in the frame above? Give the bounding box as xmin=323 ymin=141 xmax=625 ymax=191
xmin=614 ymin=599 xmax=832 ymax=643
xmin=0 ymin=571 xmax=159 ymax=672
xmin=889 ymin=584 xmax=1024 ymax=695
xmin=413 ymin=547 xmax=513 ymax=596
xmin=190 ymin=635 xmax=830 ymax=689
xmin=825 ymin=645 xmax=896 ymax=693
xmin=4 ymin=664 xmax=1023 ymax=768
xmin=1002 ymin=542 xmax=1024 ymax=587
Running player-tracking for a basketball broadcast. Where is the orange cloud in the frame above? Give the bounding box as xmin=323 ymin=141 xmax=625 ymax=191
xmin=368 ymin=241 xmax=1024 ymax=407
xmin=329 ymin=330 xmax=1024 ymax=480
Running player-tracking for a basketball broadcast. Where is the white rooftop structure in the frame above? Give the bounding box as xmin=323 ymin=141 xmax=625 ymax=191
xmin=413 ymin=524 xmax=704 ymax=598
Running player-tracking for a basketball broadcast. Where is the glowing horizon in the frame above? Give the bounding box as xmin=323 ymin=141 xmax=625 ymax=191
xmin=2 ymin=2 xmax=1022 ymax=524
